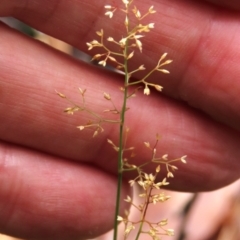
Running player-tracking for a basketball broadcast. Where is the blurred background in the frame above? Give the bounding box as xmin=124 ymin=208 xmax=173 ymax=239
xmin=0 ymin=17 xmax=239 ymax=240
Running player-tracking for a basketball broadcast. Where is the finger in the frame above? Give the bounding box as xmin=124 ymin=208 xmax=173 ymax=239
xmin=204 ymin=0 xmax=240 ymax=10
xmin=0 ymin=141 xmax=130 ymax=240
xmin=0 ymin=23 xmax=240 ymax=192
xmin=184 ymin=180 xmax=240 ymax=240
xmin=0 ymin=0 xmax=240 ymax=131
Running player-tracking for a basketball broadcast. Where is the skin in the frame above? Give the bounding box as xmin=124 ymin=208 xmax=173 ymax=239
xmin=0 ymin=0 xmax=240 ymax=239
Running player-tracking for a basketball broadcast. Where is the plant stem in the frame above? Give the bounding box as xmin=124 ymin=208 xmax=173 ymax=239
xmin=135 ymin=188 xmax=153 ymax=240
xmin=113 ymin=35 xmax=130 ymax=240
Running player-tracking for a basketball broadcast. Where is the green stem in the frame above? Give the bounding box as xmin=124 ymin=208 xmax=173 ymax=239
xmin=113 ymin=37 xmax=130 ymax=240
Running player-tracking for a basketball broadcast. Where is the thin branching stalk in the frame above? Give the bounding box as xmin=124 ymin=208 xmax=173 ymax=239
xmin=113 ymin=6 xmax=130 ymax=239
xmin=135 ymin=187 xmax=153 ymax=240
xmin=58 ymin=1 xmax=187 ymax=239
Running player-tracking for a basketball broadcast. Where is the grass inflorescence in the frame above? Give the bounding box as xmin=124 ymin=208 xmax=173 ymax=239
xmin=57 ymin=0 xmax=187 ymax=239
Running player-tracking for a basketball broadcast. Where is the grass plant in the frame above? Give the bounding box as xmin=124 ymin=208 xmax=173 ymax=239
xmin=57 ymin=1 xmax=187 ymax=239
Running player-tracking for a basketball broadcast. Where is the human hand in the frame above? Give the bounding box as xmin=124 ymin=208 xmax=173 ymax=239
xmin=0 ymin=0 xmax=240 ymax=239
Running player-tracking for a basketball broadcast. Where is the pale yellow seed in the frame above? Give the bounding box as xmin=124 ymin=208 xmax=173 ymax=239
xmin=136 ymin=10 xmax=141 ymax=19
xmin=167 ymin=172 xmax=174 ymax=178
xmin=155 ymin=85 xmax=163 ymax=91
xmin=181 ymin=155 xmax=187 ymax=163
xmin=56 ymin=91 xmax=66 ymax=98
xmin=149 ymin=6 xmax=156 ymax=14
xmin=127 ymin=51 xmax=134 ymax=59
xmin=158 ymin=219 xmax=168 ymax=226
xmin=124 ymin=195 xmax=132 ymax=202
xmin=148 ymin=23 xmax=155 ymax=28
xmin=98 ymin=60 xmax=106 ymax=67
xmin=167 ymin=229 xmax=174 ymax=236
xmin=162 ymin=154 xmax=168 ymax=160
xmin=104 ymin=92 xmax=111 ymax=100
xmin=96 ymin=29 xmax=103 ymax=36
xmin=144 ymin=85 xmax=150 ymax=95
xmin=93 ymin=130 xmax=98 ymax=137
xmin=138 ymin=64 xmax=145 ymax=70
xmin=117 ymin=216 xmax=124 ymax=221
xmin=136 ymin=39 xmax=142 ymax=52
xmin=144 ymin=141 xmax=150 ymax=148
xmin=107 ymin=37 xmax=114 ymax=41
xmin=105 ymin=11 xmax=113 ymax=18
xmin=108 ymin=56 xmax=117 ymax=62
xmin=157 ymin=69 xmax=170 ymax=74
xmin=124 ymin=16 xmax=129 ymax=27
